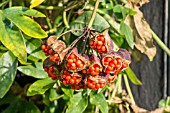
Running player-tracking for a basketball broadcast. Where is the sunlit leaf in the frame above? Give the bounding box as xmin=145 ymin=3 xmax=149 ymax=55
xmin=3 ymin=7 xmax=47 ymax=38
xmin=17 ymin=62 xmax=48 ymax=79
xmin=66 ymin=92 xmax=88 ymax=113
xmin=125 ymin=67 xmax=142 ymax=85
xmin=0 ymin=51 xmax=18 ymax=98
xmin=0 ymin=12 xmax=27 ymax=64
xmin=27 ymin=78 xmax=56 ymax=96
xmin=30 ymin=0 xmax=45 ymax=9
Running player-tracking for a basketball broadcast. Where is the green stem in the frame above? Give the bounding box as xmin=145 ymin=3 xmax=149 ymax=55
xmin=37 ymin=5 xmax=62 ymax=10
xmin=44 ymin=11 xmax=52 ymax=30
xmin=49 ymin=94 xmax=65 ymax=101
xmin=56 ymin=29 xmax=84 ymax=39
xmin=88 ymin=0 xmax=99 ymax=28
xmin=117 ymin=74 xmax=122 ymax=93
xmin=151 ymin=30 xmax=170 ymax=56
xmin=63 ymin=11 xmax=69 ymax=28
xmin=111 ymin=75 xmax=121 ymax=98
xmin=9 ymin=0 xmax=12 ymax=7
xmin=123 ymin=74 xmax=135 ymax=105
xmin=85 ymin=5 xmax=120 ymax=34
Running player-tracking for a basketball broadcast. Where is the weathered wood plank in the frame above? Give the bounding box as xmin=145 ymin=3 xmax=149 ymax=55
xmin=130 ymin=0 xmax=164 ymax=110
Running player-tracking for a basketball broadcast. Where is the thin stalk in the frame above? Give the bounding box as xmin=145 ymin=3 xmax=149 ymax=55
xmin=49 ymin=94 xmax=65 ymax=101
xmin=56 ymin=29 xmax=84 ymax=40
xmin=117 ymin=74 xmax=122 ymax=93
xmin=37 ymin=5 xmax=62 ymax=10
xmin=44 ymin=11 xmax=52 ymax=30
xmin=88 ymin=0 xmax=99 ymax=28
xmin=9 ymin=0 xmax=12 ymax=7
xmin=123 ymin=74 xmax=135 ymax=105
xmin=63 ymin=11 xmax=69 ymax=28
xmin=151 ymin=30 xmax=170 ymax=56
xmin=111 ymin=75 xmax=121 ymax=98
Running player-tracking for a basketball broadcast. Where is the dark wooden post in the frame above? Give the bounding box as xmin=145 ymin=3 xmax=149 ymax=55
xmin=130 ymin=0 xmax=165 ymax=110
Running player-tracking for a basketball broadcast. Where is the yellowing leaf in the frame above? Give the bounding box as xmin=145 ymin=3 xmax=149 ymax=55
xmin=124 ymin=3 xmax=156 ymax=61
xmin=30 ymin=0 xmax=45 ymax=9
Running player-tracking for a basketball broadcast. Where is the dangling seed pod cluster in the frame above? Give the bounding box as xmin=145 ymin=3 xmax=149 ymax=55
xmin=42 ymin=27 xmax=131 ymax=90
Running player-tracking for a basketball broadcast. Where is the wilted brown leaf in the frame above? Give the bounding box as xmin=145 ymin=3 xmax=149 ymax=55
xmin=129 ymin=0 xmax=149 ymax=7
xmin=125 ymin=3 xmax=156 ymax=61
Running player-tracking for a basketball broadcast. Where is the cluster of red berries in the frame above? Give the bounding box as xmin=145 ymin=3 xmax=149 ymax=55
xmin=62 ymin=70 xmax=82 ymax=85
xmin=42 ymin=29 xmax=131 ymax=90
xmin=66 ymin=53 xmax=85 ymax=70
xmin=90 ymin=34 xmax=107 ymax=53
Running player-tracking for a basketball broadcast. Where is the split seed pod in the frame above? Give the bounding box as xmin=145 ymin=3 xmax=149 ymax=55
xmin=88 ymin=53 xmax=102 ymax=76
xmin=65 ymin=48 xmax=90 ymax=72
xmin=90 ymin=30 xmax=114 ymax=53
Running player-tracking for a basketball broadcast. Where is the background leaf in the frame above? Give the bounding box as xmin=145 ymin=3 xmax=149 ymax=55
xmin=90 ymin=92 xmax=108 ymax=113
xmin=17 ymin=62 xmax=48 ymax=79
xmin=27 ymin=78 xmax=56 ymax=96
xmin=71 ymin=11 xmax=110 ymax=36
xmin=0 ymin=51 xmax=18 ymax=98
xmin=125 ymin=67 xmax=142 ymax=85
xmin=18 ymin=101 xmax=41 ymax=113
xmin=66 ymin=92 xmax=88 ymax=113
xmin=120 ymin=22 xmax=134 ymax=49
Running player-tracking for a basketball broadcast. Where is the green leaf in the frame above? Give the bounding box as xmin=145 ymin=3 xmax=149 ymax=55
xmin=3 ymin=7 xmax=45 ymax=17
xmin=61 ymin=84 xmax=74 ymax=97
xmin=2 ymin=97 xmax=20 ymax=113
xmin=3 ymin=7 xmax=47 ymax=38
xmin=0 ymin=91 xmax=16 ymax=106
xmin=120 ymin=22 xmax=134 ymax=49
xmin=0 ymin=12 xmax=27 ymax=64
xmin=17 ymin=62 xmax=48 ymax=79
xmin=90 ymin=93 xmax=108 ymax=113
xmin=18 ymin=101 xmax=41 ymax=113
xmin=30 ymin=0 xmax=45 ymax=9
xmin=125 ymin=67 xmax=142 ymax=85
xmin=27 ymin=54 xmax=40 ymax=62
xmin=0 ymin=51 xmax=18 ymax=98
xmin=27 ymin=78 xmax=56 ymax=96
xmin=71 ymin=11 xmax=110 ymax=36
xmin=0 ymin=45 xmax=8 ymax=58
xmin=25 ymin=37 xmax=46 ymax=60
xmin=158 ymin=99 xmax=166 ymax=108
xmin=66 ymin=92 xmax=88 ymax=113
xmin=166 ymin=97 xmax=170 ymax=106
xmin=113 ymin=5 xmax=136 ymax=20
